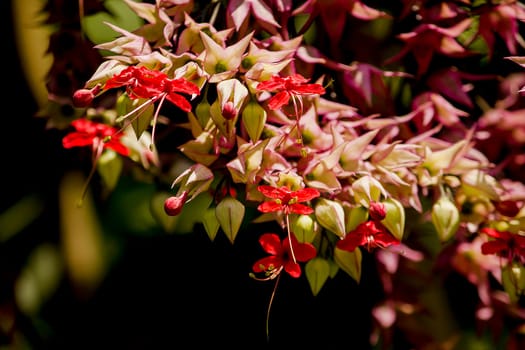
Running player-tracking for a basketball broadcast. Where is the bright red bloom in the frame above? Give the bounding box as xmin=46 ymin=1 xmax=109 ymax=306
xmin=252 ymin=232 xmax=317 ymax=278
xmin=480 ymin=227 xmax=525 ymax=262
xmin=103 ymin=66 xmax=200 ymax=112
xmin=257 ymin=185 xmax=320 ymax=215
xmin=256 ymin=74 xmax=326 ymax=110
xmin=336 ymin=220 xmax=400 ymax=252
xmin=62 ymin=118 xmax=130 ymax=156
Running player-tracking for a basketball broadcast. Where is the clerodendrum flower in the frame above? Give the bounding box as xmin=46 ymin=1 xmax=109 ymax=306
xmin=104 ymin=65 xmax=200 ymax=112
xmin=336 ymin=220 xmax=400 ymax=253
xmin=480 ymin=227 xmax=525 ymax=262
xmin=62 ymin=118 xmax=130 ymax=205
xmin=102 ymin=65 xmax=200 ymax=148
xmin=257 ymin=185 xmax=320 ymax=215
xmin=256 ymin=73 xmax=326 ymax=111
xmin=252 ymin=232 xmax=317 ymax=279
xmin=62 ymin=118 xmax=130 ymax=156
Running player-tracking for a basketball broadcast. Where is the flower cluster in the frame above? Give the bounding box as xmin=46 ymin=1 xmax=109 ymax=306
xmin=43 ymin=0 xmax=525 ymax=347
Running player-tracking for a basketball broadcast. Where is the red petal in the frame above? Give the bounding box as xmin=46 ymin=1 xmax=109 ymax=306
xmin=289 ymin=203 xmax=314 ymax=215
xmin=283 ymin=260 xmax=302 ymax=278
xmin=258 ymin=233 xmax=282 ymax=255
xmin=267 ymin=91 xmax=291 ymax=110
xmin=166 ymin=93 xmax=192 ymax=112
xmin=257 ymin=185 xmax=284 ymax=199
xmin=294 ymin=188 xmax=320 ymax=202
xmin=257 ymin=201 xmax=283 ymax=213
xmin=336 ymin=233 xmax=365 ymax=252
xmin=481 ymin=241 xmax=508 ymax=255
xmin=106 ymin=140 xmax=130 ymax=156
xmin=62 ymin=133 xmax=95 ymax=148
xmin=252 ymin=256 xmax=281 ymax=273
xmin=256 ymin=76 xmax=285 ymax=91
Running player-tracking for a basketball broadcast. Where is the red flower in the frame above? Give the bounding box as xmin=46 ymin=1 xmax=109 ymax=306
xmin=480 ymin=227 xmax=525 ymax=262
xmin=62 ymin=118 xmax=130 ymax=156
xmin=103 ymin=66 xmax=200 ymax=112
xmin=336 ymin=220 xmax=400 ymax=252
xmin=257 ymin=185 xmax=320 ymax=215
xmin=252 ymin=232 xmax=317 ymax=278
xmin=256 ymin=74 xmax=326 ymax=110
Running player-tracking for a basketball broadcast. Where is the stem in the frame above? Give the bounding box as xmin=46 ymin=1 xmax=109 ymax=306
xmin=266 ymin=273 xmax=281 ymax=343
xmin=77 ymin=140 xmax=104 ymax=207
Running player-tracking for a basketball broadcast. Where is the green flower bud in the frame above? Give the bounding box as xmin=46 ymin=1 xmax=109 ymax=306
xmin=431 ymin=196 xmax=460 ymax=242
xmin=242 ymin=100 xmax=267 ymax=142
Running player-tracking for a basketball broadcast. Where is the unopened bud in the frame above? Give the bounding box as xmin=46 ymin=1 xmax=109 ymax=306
xmin=432 ymin=196 xmax=460 ymax=242
xmin=369 ymin=201 xmax=386 ymax=221
xmin=164 ymin=191 xmax=188 ymax=216
xmin=72 ymin=85 xmax=100 ymax=107
xmin=494 ymin=200 xmax=521 ymax=217
xmin=222 ymin=101 xmax=238 ymax=120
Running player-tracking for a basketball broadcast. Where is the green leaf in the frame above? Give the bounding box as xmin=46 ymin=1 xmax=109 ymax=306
xmin=305 ymin=257 xmax=331 ymax=296
xmin=334 ymin=247 xmax=362 ymax=283
xmin=215 ymin=197 xmax=245 ymax=243
xmin=83 ymin=0 xmax=144 ymax=45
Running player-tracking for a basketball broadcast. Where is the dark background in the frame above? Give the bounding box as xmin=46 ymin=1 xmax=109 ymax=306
xmin=2 ymin=1 xmax=382 ymax=348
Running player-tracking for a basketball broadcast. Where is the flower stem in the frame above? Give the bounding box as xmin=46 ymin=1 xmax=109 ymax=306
xmin=266 ymin=272 xmax=281 ymax=343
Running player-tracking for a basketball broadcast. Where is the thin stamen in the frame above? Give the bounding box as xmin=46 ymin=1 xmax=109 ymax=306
xmin=286 ymin=214 xmax=297 ymax=264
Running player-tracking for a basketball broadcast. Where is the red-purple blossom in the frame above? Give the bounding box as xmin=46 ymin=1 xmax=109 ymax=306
xmin=62 ymin=118 xmax=130 ymax=156
xmin=257 ymin=185 xmax=320 ymax=215
xmin=480 ymin=227 xmax=525 ymax=262
xmin=256 ymin=74 xmax=326 ymax=110
xmin=337 ymin=220 xmax=400 ymax=252
xmin=384 ymin=19 xmax=473 ymax=77
xmin=252 ymin=232 xmax=317 ymax=278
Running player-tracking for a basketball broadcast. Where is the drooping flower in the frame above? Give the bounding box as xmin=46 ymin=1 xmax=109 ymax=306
xmin=103 ymin=65 xmax=200 ymax=112
xmin=252 ymin=232 xmax=317 ymax=279
xmin=62 ymin=118 xmax=130 ymax=156
xmin=257 ymin=185 xmax=320 ymax=215
xmin=256 ymin=73 xmax=326 ymax=111
xmin=480 ymin=227 xmax=525 ymax=263
xmin=336 ymin=220 xmax=400 ymax=253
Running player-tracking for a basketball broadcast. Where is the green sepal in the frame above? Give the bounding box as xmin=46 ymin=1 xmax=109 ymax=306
xmin=202 ymin=207 xmax=220 ymax=241
xmin=314 ymin=198 xmax=346 ymax=238
xmin=215 ymin=196 xmax=245 ymax=243
xmin=97 ymin=150 xmax=123 ymax=192
xmin=305 ymin=257 xmax=331 ymax=296
xmin=334 ymin=246 xmax=362 ymax=283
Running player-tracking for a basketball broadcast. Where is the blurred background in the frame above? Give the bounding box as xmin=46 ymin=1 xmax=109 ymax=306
xmin=1 ymin=1 xmax=380 ymax=348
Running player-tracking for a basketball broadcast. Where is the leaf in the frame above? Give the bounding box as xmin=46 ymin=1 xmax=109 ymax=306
xmin=334 ymin=247 xmax=362 ymax=283
xmin=215 ymin=197 xmax=245 ymax=243
xmin=305 ymin=257 xmax=331 ymax=296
